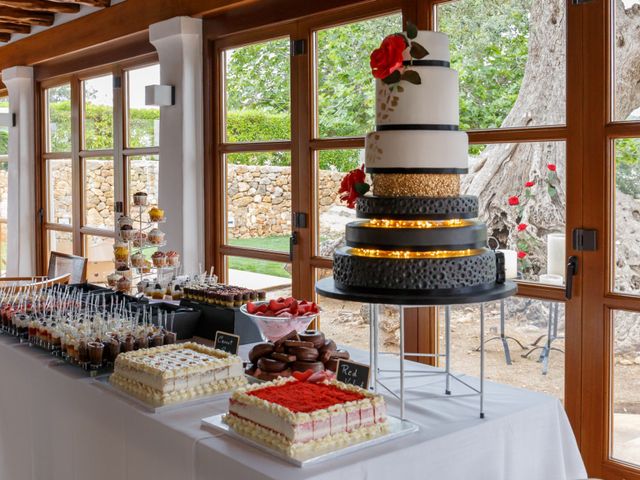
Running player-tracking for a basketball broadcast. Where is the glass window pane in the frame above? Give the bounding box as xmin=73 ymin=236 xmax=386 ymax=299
xmin=85 ymin=235 xmax=114 ymax=285
xmin=464 ymin=141 xmax=566 ymax=283
xmin=47 ymin=230 xmax=73 ymax=257
xmin=316 ymin=149 xmax=364 ymax=256
xmin=614 ymin=1 xmax=640 ymax=121
xmin=316 ymin=13 xmax=402 ymax=138
xmin=46 ymin=159 xmax=72 ymax=225
xmin=226 ymin=256 xmax=291 ymax=297
xmin=224 ymin=38 xmax=290 ymax=142
xmin=0 ymin=158 xmax=6 ymax=220
xmin=442 ymin=298 xmax=565 ymax=400
xmin=614 ymin=138 xmax=640 ymax=295
xmin=611 ymin=309 xmax=640 ymax=466
xmin=83 ymin=74 xmax=113 ymax=150
xmin=226 ymin=152 xmax=291 ymax=253
xmin=46 ymin=85 xmax=71 ymax=153
xmin=0 ymin=222 xmax=6 ymax=275
xmin=437 ymin=1 xmax=566 ymax=129
xmin=84 ymin=157 xmax=114 ymax=230
xmin=128 ymin=154 xmax=159 ymax=207
xmin=127 ymin=64 xmax=160 ymax=148
xmin=0 ymin=95 xmax=8 ymax=156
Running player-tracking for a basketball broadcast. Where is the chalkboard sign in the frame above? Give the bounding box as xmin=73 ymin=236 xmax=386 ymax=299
xmin=214 ymin=331 xmax=240 ymax=355
xmin=336 ymin=359 xmax=370 ymax=389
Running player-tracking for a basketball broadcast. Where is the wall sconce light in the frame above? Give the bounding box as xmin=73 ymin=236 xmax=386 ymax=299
xmin=145 ymin=85 xmax=175 ymax=106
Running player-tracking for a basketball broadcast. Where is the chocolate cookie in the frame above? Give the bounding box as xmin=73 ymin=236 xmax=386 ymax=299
xmin=257 ymin=356 xmax=288 ymax=373
xmin=299 ymin=330 xmax=325 ymax=349
xmin=274 ymin=330 xmax=299 ymax=349
xmin=289 ymin=346 xmax=319 ymax=362
xmin=329 ymin=349 xmax=350 ymax=360
xmin=248 ymin=342 xmax=274 ymax=364
xmin=292 ymin=360 xmax=324 ymax=373
xmin=319 ymin=339 xmax=337 ymax=353
xmin=283 ymin=340 xmax=315 ymax=349
xmin=271 ymin=352 xmax=297 ymax=363
xmin=324 ymin=358 xmax=339 ymax=372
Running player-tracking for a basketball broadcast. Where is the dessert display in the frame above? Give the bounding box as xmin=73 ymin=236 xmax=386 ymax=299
xmin=183 ymin=282 xmax=265 ymax=306
xmin=241 ymin=297 xmax=321 ymax=341
xmin=148 ymin=206 xmax=164 ymax=222
xmin=245 ymin=329 xmax=349 ymax=381
xmin=223 ymin=372 xmax=388 ymax=457
xmin=133 ymin=191 xmax=148 ymax=206
xmin=331 ymin=29 xmax=504 ymax=297
xmin=110 ymin=342 xmax=246 ymax=406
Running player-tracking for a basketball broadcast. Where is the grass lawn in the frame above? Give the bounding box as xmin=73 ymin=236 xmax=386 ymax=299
xmin=228 ymin=235 xmax=291 ymax=278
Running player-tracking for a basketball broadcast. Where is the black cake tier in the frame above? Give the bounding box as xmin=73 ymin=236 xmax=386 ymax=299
xmin=356 ymin=195 xmax=478 ymax=220
xmin=345 ymin=219 xmax=487 ymax=251
xmin=333 ymin=247 xmax=498 ymax=293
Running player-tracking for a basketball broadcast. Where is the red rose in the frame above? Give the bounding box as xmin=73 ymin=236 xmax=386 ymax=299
xmin=525 ymin=181 xmax=535 ymax=188
xmin=517 ymin=251 xmax=527 ymax=259
xmin=517 ymin=223 xmax=528 ymax=232
xmin=508 ymin=196 xmax=520 ymax=206
xmin=339 ymin=165 xmax=367 ymax=209
xmin=547 ymin=164 xmax=557 ymax=172
xmin=370 ymin=34 xmax=406 ymax=80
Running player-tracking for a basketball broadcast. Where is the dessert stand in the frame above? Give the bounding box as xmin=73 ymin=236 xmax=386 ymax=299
xmin=316 ymin=277 xmax=517 ymax=420
xmin=201 ymin=413 xmax=418 ymax=467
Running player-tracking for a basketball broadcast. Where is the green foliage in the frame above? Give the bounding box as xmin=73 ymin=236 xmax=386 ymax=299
xmin=615 ymin=138 xmax=640 ymax=197
xmin=0 ymin=129 xmax=7 ymax=156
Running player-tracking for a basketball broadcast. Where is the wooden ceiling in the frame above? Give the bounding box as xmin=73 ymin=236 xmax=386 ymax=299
xmin=0 ymin=0 xmax=111 ymax=43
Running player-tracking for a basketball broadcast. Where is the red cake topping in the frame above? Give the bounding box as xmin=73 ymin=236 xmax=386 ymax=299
xmin=248 ymin=380 xmax=365 ymax=413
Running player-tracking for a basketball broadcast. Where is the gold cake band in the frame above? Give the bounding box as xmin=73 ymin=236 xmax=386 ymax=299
xmin=371 ymin=173 xmax=460 ymax=197
xmin=349 ymin=247 xmax=486 ymax=259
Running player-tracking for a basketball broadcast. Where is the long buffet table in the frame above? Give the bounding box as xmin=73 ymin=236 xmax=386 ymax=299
xmin=0 ymin=335 xmax=587 ymax=480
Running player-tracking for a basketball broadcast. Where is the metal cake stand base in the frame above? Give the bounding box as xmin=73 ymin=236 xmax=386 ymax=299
xmin=316 ymin=278 xmax=517 ymax=420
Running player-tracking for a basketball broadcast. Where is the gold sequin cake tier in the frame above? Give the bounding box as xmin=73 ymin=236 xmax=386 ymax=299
xmin=371 ymin=173 xmax=460 ymax=197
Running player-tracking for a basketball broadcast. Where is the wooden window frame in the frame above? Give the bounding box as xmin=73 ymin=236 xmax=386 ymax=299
xmin=36 ymin=53 xmax=159 ymax=274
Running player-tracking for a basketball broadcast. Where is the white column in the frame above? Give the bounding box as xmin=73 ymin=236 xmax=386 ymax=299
xmin=1 ymin=66 xmax=36 ymax=276
xmin=150 ymin=17 xmax=204 ymax=275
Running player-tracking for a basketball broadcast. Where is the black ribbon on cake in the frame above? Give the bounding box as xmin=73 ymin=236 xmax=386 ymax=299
xmin=376 ymin=124 xmax=458 ymax=131
xmin=402 ymin=60 xmax=450 ymax=68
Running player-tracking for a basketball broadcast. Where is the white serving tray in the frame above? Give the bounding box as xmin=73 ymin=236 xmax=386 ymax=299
xmin=201 ymin=413 xmax=419 ymax=467
xmin=94 ymin=375 xmax=258 ymax=414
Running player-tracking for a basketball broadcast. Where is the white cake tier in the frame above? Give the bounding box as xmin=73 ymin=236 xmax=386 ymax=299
xmin=403 ymin=31 xmax=450 ymax=63
xmin=365 ymin=130 xmax=469 ymax=172
xmin=376 ymin=66 xmax=459 ymax=126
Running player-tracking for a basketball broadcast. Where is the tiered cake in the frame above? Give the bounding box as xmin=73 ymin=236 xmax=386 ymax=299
xmin=332 ymin=30 xmax=504 ymax=296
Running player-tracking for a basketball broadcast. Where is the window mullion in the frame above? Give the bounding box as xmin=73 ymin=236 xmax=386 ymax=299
xmin=113 ymin=65 xmax=125 ymax=229
xmin=71 ymin=75 xmax=83 ymax=257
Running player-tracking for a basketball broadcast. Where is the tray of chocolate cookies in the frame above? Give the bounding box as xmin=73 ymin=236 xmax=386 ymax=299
xmin=245 ymin=329 xmax=350 ymax=381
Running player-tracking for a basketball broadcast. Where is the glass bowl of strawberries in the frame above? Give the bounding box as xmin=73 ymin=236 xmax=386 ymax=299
xmin=240 ymin=297 xmax=321 ymax=341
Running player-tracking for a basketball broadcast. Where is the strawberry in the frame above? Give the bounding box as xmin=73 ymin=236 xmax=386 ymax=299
xmin=284 ymin=297 xmax=296 ymax=307
xmin=269 ymin=299 xmax=287 ymax=312
xmin=264 ymin=310 xmax=275 ymax=317
xmin=288 ymin=300 xmax=299 ymax=314
xmin=246 ymin=302 xmax=258 ymax=314
xmin=257 ymin=304 xmax=268 ymax=313
xmin=277 ymin=311 xmax=292 ymax=318
xmin=292 ymin=369 xmax=314 ymax=382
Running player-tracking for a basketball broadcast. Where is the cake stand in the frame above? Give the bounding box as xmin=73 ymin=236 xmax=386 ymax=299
xmin=316 ymin=277 xmax=517 ymax=420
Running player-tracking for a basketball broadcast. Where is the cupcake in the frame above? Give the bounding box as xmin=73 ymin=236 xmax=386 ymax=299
xmin=148 ymin=206 xmax=165 ymax=222
xmin=132 ymin=232 xmax=147 ymax=247
xmin=115 ymin=259 xmax=129 ymax=270
xmin=120 ymin=224 xmax=134 ymax=241
xmin=131 ymin=252 xmax=145 ymax=268
xmin=116 ymin=276 xmax=131 ymax=292
xmin=151 ymin=251 xmax=166 ymax=268
xmin=148 ymin=228 xmax=165 ymax=245
xmin=171 ymin=285 xmax=183 ymax=301
xmin=166 ymin=251 xmax=180 ymax=267
xmin=107 ymin=272 xmax=122 ymax=287
xmin=133 ymin=192 xmax=148 ymax=206
xmin=144 ymin=281 xmax=156 ymax=297
xmin=142 ymin=260 xmax=152 ymax=274
xmin=113 ymin=241 xmax=129 ymax=262
xmin=117 ymin=215 xmax=133 ymax=229
xmin=152 ymin=283 xmax=164 ymax=300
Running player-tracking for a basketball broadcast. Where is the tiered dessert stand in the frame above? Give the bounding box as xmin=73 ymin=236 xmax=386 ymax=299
xmin=316 ymin=278 xmax=517 ymax=420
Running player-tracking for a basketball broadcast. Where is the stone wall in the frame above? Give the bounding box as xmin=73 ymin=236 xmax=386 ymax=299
xmin=227 ymin=164 xmax=345 ymax=239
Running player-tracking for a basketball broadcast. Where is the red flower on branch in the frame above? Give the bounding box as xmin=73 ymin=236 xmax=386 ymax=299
xmin=525 ymin=181 xmax=535 ymax=188
xmin=547 ymin=163 xmax=557 ymax=172
xmin=338 ymin=165 xmax=368 ymax=209
xmin=508 ymin=196 xmax=520 ymax=206
xmin=370 ymin=34 xmax=406 ymax=80
xmin=517 ymin=251 xmax=527 ymax=259
xmin=517 ymin=223 xmax=528 ymax=232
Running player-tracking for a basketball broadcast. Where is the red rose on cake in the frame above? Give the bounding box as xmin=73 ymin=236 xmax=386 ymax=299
xmin=370 ymin=34 xmax=406 ymax=80
xmin=338 ymin=165 xmax=369 ymax=209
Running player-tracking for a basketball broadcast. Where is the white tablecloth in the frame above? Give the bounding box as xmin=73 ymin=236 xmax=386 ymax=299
xmin=0 ymin=336 xmax=587 ymax=480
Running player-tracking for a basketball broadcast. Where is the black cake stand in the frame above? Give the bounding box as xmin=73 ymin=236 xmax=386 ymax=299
xmin=316 ymin=277 xmax=518 ymax=420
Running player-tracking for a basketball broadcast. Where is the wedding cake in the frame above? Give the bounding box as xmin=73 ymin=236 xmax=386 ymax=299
xmin=333 ymin=27 xmax=505 ymax=295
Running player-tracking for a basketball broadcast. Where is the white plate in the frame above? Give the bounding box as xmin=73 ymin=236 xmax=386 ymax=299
xmin=201 ymin=413 xmax=419 ymax=467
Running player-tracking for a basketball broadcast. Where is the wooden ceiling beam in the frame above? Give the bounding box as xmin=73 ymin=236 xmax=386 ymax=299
xmin=0 ymin=1 xmax=80 ymax=14
xmin=52 ymin=0 xmax=111 ymax=6
xmin=0 ymin=22 xmax=31 ymax=34
xmin=0 ymin=32 xmax=9 ymax=43
xmin=0 ymin=6 xmax=54 ymax=26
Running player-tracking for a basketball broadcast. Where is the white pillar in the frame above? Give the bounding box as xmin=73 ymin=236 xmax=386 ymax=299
xmin=1 ymin=66 xmax=35 ymax=276
xmin=150 ymin=17 xmax=204 ymax=275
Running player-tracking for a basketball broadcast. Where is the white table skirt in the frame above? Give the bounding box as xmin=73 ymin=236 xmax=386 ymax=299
xmin=0 ymin=336 xmax=587 ymax=480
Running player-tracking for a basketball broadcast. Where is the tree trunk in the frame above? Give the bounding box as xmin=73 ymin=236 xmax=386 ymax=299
xmin=462 ymin=0 xmax=640 ymax=280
